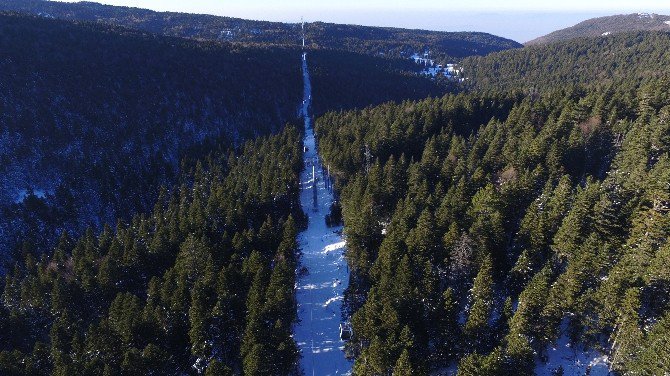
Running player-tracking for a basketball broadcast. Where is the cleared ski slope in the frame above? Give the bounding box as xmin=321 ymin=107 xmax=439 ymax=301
xmin=294 ymin=52 xmax=353 ymax=375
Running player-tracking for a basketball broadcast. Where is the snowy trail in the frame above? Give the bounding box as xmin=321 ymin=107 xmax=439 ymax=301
xmin=294 ymin=52 xmax=353 ymax=375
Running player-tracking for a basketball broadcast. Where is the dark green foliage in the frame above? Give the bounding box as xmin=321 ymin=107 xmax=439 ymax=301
xmin=0 ymin=11 xmax=459 ymax=262
xmin=0 ymin=12 xmax=303 ymax=260
xmin=463 ymin=256 xmax=494 ymax=352
xmin=316 ymin=75 xmax=670 ymax=373
xmin=325 ymin=202 xmax=343 ymax=227
xmin=462 ymin=31 xmax=670 ymax=94
xmin=393 ymin=349 xmax=416 ymax=376
xmin=308 ymin=49 xmax=451 ymax=115
xmin=0 ymin=127 xmax=304 ymax=374
xmin=4 ymin=6 xmax=670 ymax=375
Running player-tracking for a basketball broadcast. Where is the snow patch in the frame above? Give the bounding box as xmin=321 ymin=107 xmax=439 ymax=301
xmin=411 ymin=52 xmax=435 ymax=66
xmin=323 ymin=296 xmax=343 ymax=307
xmin=14 ymin=189 xmax=49 ymax=204
xmin=430 ymin=363 xmax=458 ymax=376
xmin=535 ymin=320 xmax=611 ymax=376
xmin=601 ymin=32 xmax=611 ymax=36
xmin=300 ymin=282 xmax=337 ymax=290
xmin=380 ymin=221 xmax=389 ymax=235
xmin=322 ymin=241 xmax=346 ymax=254
xmin=665 ymin=20 xmax=670 ymax=26
xmin=411 ymin=52 xmax=462 ymax=80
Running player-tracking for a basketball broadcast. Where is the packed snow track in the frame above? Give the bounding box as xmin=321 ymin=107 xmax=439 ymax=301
xmin=294 ymin=52 xmax=353 ymax=375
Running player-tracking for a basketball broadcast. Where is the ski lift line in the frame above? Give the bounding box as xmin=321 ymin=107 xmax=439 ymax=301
xmin=301 ymin=16 xmax=305 ymax=48
xmin=295 ymin=45 xmax=352 ymax=374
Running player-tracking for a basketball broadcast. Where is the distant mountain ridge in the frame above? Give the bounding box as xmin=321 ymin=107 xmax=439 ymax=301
xmin=463 ymin=30 xmax=670 ymax=93
xmin=527 ymin=13 xmax=670 ymax=45
xmin=0 ymin=0 xmax=521 ymax=61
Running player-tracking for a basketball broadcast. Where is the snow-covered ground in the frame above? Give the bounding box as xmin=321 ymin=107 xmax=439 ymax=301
xmin=411 ymin=52 xmax=462 ymax=80
xmin=294 ymin=52 xmax=353 ymax=375
xmin=535 ymin=320 xmax=612 ymax=376
xmin=14 ymin=188 xmax=49 ymax=204
xmin=411 ymin=52 xmax=436 ymax=66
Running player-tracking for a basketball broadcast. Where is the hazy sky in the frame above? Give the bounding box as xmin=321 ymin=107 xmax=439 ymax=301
xmin=57 ymin=0 xmax=670 ymax=42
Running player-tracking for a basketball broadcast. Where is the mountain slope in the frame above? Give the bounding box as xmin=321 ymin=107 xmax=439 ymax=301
xmin=0 ymin=13 xmax=303 ymax=259
xmin=308 ymin=49 xmax=450 ymax=115
xmin=526 ymin=13 xmax=670 ymax=45
xmin=0 ymin=126 xmax=306 ymax=375
xmin=0 ymin=8 xmax=460 ymax=262
xmin=315 ymin=78 xmax=670 ymax=376
xmin=0 ymin=0 xmax=522 ymax=60
xmin=462 ymin=31 xmax=670 ymax=94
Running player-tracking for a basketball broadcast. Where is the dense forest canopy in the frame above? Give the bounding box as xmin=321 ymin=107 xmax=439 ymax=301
xmin=310 ymin=28 xmax=670 ymax=376
xmin=461 ymin=31 xmax=670 ymax=94
xmin=0 ymin=0 xmax=522 ymax=61
xmin=0 ymin=11 xmax=450 ymax=266
xmin=1 ymin=126 xmax=305 ymax=375
xmin=0 ymin=2 xmax=669 ymax=375
xmin=315 ymin=75 xmax=670 ymax=374
xmin=0 ymin=8 xmax=458 ymax=375
xmin=308 ymin=49 xmax=452 ymax=115
xmin=0 ymin=13 xmax=304 ymax=262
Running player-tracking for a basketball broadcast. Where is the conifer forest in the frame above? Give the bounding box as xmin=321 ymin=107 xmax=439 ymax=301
xmin=0 ymin=1 xmax=669 ymax=375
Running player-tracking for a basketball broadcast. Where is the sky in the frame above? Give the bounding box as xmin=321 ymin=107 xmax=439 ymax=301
xmin=57 ymin=0 xmax=670 ymax=42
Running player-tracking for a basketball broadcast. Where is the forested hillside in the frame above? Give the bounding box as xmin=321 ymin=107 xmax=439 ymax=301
xmin=526 ymin=13 xmax=670 ymax=45
xmin=0 ymin=126 xmax=304 ymax=375
xmin=0 ymin=13 xmax=304 ymax=262
xmin=2 ymin=2 xmax=670 ymax=375
xmin=461 ymin=31 xmax=670 ymax=94
xmin=0 ymin=11 xmax=454 ymax=265
xmin=315 ymin=79 xmax=670 ymax=374
xmin=308 ymin=49 xmax=450 ymax=115
xmin=0 ymin=0 xmax=522 ymax=61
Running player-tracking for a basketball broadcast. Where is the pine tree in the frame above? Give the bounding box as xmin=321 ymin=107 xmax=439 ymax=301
xmin=436 ymin=288 xmax=460 ymax=360
xmin=189 ymin=282 xmax=210 ymax=358
xmin=464 ymin=255 xmax=494 ymax=353
xmin=205 ymin=358 xmax=233 ymax=376
xmin=552 ymin=180 xmax=600 ymax=260
xmin=241 ymin=267 xmax=269 ymax=367
xmin=276 ymin=215 xmax=298 ymax=263
xmin=468 ymin=184 xmax=506 ymax=268
xmin=406 ymin=208 xmax=442 ymax=264
xmin=456 ymin=347 xmax=504 ymax=376
xmin=508 ymin=266 xmax=552 ymax=350
xmin=591 ymin=190 xmax=625 ymax=243
xmin=629 ymin=310 xmax=670 ymax=374
xmin=243 ymin=343 xmax=269 ymax=376
xmin=108 ymin=293 xmax=142 ymax=346
xmin=393 ymin=349 xmax=415 ymax=376
xmin=504 ymin=334 xmax=535 ymax=376
xmin=611 ymin=288 xmax=643 ymax=370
